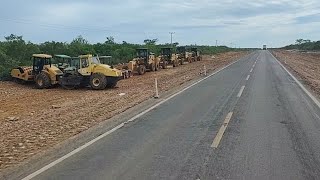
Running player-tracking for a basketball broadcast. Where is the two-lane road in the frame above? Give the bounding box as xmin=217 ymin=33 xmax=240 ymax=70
xmin=23 ymin=51 xmax=320 ymax=180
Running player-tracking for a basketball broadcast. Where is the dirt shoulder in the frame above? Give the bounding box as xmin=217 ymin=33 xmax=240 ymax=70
xmin=0 ymin=51 xmax=248 ymax=171
xmin=272 ymin=50 xmax=320 ymax=98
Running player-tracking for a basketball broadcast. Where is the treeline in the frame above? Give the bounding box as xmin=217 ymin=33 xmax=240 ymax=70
xmin=0 ymin=34 xmax=233 ymax=80
xmin=283 ymin=39 xmax=320 ymax=51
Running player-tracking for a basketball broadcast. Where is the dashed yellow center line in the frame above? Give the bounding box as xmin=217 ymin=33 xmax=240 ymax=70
xmin=211 ymin=112 xmax=234 ymax=148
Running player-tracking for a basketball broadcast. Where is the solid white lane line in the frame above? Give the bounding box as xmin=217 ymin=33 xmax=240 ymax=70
xmin=22 ymin=123 xmax=125 ymax=180
xmin=237 ymin=86 xmax=245 ymax=97
xmin=22 ymin=53 xmax=247 ymax=180
xmin=246 ymin=75 xmax=250 ymax=81
xmin=211 ymin=112 xmax=234 ymax=148
xmin=250 ymin=68 xmax=253 ymax=73
xmin=270 ymin=52 xmax=320 ymax=109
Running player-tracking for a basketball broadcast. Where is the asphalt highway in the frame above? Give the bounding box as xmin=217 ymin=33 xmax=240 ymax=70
xmin=25 ymin=51 xmax=320 ymax=180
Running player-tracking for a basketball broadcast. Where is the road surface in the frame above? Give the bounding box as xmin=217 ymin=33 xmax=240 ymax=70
xmin=25 ymin=51 xmax=320 ymax=180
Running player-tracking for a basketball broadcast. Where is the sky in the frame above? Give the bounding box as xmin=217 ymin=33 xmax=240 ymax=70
xmin=0 ymin=0 xmax=320 ymax=48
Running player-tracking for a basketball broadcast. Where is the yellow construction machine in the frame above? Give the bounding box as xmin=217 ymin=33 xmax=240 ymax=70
xmin=59 ymin=54 xmax=123 ymax=90
xmin=11 ymin=54 xmax=63 ymax=89
xmin=177 ymin=46 xmax=193 ymax=64
xmin=53 ymin=54 xmax=73 ymax=71
xmin=191 ymin=47 xmax=202 ymax=61
xmin=127 ymin=48 xmax=160 ymax=75
xmin=99 ymin=55 xmax=132 ymax=79
xmin=159 ymin=47 xmax=180 ymax=69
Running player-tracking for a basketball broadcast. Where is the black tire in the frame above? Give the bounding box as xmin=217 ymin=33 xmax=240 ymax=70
xmin=162 ymin=62 xmax=167 ymax=69
xmin=155 ymin=63 xmax=160 ymax=71
xmin=150 ymin=63 xmax=156 ymax=71
xmin=175 ymin=60 xmax=179 ymax=67
xmin=61 ymin=84 xmax=78 ymax=90
xmin=138 ymin=65 xmax=146 ymax=75
xmin=122 ymin=71 xmax=129 ymax=79
xmin=35 ymin=72 xmax=51 ymax=89
xmin=106 ymin=81 xmax=117 ymax=88
xmin=13 ymin=78 xmax=26 ymax=84
xmin=90 ymin=73 xmax=107 ymax=90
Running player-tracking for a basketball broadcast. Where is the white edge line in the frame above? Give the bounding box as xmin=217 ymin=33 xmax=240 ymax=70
xmin=270 ymin=51 xmax=320 ymax=109
xmin=237 ymin=86 xmax=245 ymax=97
xmin=22 ymin=55 xmax=244 ymax=180
xmin=246 ymin=75 xmax=250 ymax=81
xmin=22 ymin=123 xmax=124 ymax=180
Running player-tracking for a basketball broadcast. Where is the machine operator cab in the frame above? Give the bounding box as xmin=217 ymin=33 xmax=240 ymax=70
xmin=136 ymin=48 xmax=149 ymax=58
xmin=11 ymin=54 xmax=63 ymax=89
xmin=161 ymin=47 xmax=173 ymax=58
xmin=78 ymin=54 xmax=99 ymax=76
xmin=32 ymin=54 xmax=53 ymax=74
xmin=177 ymin=46 xmax=188 ymax=59
xmin=53 ymin=54 xmax=72 ymax=71
xmin=191 ymin=48 xmax=198 ymax=57
xmin=177 ymin=46 xmax=186 ymax=54
xmin=135 ymin=48 xmax=155 ymax=65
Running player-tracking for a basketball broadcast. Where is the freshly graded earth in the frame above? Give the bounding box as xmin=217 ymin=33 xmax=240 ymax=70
xmin=272 ymin=50 xmax=320 ymax=97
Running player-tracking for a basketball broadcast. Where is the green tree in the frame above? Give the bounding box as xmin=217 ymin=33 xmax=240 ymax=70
xmin=0 ymin=34 xmax=235 ymax=80
xmin=143 ymin=39 xmax=158 ymax=45
xmin=69 ymin=35 xmax=95 ymax=56
xmin=106 ymin=36 xmax=115 ymax=44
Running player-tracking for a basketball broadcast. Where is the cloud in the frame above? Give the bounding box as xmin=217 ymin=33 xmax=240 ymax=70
xmin=0 ymin=0 xmax=320 ymax=47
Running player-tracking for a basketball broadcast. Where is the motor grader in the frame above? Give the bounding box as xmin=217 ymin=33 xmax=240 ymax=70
xmin=11 ymin=54 xmax=63 ymax=89
xmin=127 ymin=48 xmax=160 ymax=75
xmin=159 ymin=47 xmax=179 ymax=69
xmin=59 ymin=54 xmax=123 ymax=90
xmin=191 ymin=47 xmax=202 ymax=61
xmin=177 ymin=46 xmax=193 ymax=64
xmin=99 ymin=55 xmax=132 ymax=79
